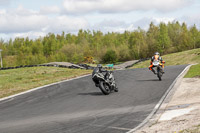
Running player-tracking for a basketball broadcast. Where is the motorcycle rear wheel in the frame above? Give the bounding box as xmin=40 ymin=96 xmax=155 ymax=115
xmin=99 ymin=81 xmax=110 ymax=95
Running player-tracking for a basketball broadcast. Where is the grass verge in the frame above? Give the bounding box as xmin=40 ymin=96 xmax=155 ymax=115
xmin=184 ymin=64 xmax=200 ymax=78
xmin=0 ymin=67 xmax=91 ymax=98
xmin=131 ymin=48 xmax=200 ymax=69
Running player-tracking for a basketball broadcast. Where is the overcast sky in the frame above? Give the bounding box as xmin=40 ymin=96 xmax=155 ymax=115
xmin=0 ymin=0 xmax=200 ymax=40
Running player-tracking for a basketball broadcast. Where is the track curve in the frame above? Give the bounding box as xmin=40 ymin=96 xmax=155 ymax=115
xmin=0 ymin=65 xmax=187 ymax=133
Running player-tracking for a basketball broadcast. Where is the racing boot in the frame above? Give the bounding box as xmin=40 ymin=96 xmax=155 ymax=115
xmin=114 ymin=86 xmax=118 ymax=92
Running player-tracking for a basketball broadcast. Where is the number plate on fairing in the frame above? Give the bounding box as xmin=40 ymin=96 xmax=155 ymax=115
xmin=153 ymin=61 xmax=159 ymax=66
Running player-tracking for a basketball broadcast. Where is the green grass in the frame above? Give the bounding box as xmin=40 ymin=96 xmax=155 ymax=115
xmin=131 ymin=48 xmax=200 ymax=69
xmin=0 ymin=67 xmax=91 ymax=98
xmin=184 ymin=64 xmax=200 ymax=78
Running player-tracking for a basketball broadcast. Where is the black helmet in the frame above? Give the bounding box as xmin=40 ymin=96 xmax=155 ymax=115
xmin=97 ymin=64 xmax=102 ymax=68
xmin=154 ymin=52 xmax=160 ymax=55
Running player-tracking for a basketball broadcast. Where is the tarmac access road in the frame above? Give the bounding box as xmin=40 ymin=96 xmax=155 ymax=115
xmin=0 ymin=65 xmax=187 ymax=133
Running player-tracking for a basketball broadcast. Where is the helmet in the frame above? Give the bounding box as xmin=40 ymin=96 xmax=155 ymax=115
xmin=154 ymin=52 xmax=160 ymax=55
xmin=97 ymin=64 xmax=102 ymax=68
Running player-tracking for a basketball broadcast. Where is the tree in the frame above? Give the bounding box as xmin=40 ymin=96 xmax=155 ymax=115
xmin=167 ymin=21 xmax=181 ymax=52
xmin=128 ymin=28 xmax=147 ymax=59
xmin=0 ymin=21 xmax=199 ymax=67
xmin=146 ymin=22 xmax=159 ymax=56
xmin=190 ymin=24 xmax=199 ymax=49
xmin=178 ymin=22 xmax=192 ymax=51
xmin=158 ymin=23 xmax=171 ymax=54
xmin=102 ymin=50 xmax=117 ymax=63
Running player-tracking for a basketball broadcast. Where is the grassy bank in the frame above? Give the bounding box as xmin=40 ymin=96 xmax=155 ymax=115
xmin=131 ymin=48 xmax=200 ymax=68
xmin=0 ymin=67 xmax=91 ymax=98
xmin=184 ymin=64 xmax=200 ymax=78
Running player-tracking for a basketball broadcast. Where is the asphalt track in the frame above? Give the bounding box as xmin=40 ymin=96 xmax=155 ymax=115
xmin=0 ymin=65 xmax=187 ymax=133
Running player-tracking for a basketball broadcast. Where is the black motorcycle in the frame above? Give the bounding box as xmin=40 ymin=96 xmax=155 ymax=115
xmin=152 ymin=60 xmax=164 ymax=81
xmin=92 ymin=70 xmax=118 ymax=95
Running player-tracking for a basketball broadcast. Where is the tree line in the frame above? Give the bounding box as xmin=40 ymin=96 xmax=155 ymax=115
xmin=0 ymin=21 xmax=200 ymax=67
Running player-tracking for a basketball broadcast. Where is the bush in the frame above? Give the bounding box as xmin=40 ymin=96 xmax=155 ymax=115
xmin=102 ymin=50 xmax=117 ymax=63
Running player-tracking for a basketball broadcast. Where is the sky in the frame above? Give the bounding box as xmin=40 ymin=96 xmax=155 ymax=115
xmin=0 ymin=0 xmax=200 ymax=40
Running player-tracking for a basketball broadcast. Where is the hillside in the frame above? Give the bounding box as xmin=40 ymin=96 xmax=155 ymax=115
xmin=131 ymin=48 xmax=200 ymax=68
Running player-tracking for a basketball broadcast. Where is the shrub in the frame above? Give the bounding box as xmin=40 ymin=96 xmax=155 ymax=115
xmin=102 ymin=50 xmax=117 ymax=63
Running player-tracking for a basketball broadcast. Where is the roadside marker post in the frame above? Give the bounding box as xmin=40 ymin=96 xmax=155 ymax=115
xmin=0 ymin=49 xmax=2 ymax=68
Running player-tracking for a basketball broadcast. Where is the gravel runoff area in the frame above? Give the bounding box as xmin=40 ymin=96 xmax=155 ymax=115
xmin=135 ymin=67 xmax=200 ymax=133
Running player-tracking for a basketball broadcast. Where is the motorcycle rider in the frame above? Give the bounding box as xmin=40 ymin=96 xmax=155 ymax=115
xmin=92 ymin=64 xmax=108 ymax=86
xmin=92 ymin=64 xmax=108 ymax=76
xmin=149 ymin=52 xmax=165 ymax=74
xmin=92 ymin=64 xmax=118 ymax=92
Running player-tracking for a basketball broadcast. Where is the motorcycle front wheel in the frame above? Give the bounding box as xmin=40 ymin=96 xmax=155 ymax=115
xmin=157 ymin=67 xmax=162 ymax=81
xmin=99 ymin=81 xmax=110 ymax=95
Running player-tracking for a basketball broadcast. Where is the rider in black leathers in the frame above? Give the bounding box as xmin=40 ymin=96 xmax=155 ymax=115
xmin=92 ymin=64 xmax=118 ymax=92
xmin=92 ymin=64 xmax=108 ymax=87
xmin=92 ymin=64 xmax=107 ymax=75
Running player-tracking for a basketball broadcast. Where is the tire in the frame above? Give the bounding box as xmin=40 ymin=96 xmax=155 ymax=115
xmin=99 ymin=81 xmax=110 ymax=95
xmin=158 ymin=74 xmax=162 ymax=81
xmin=157 ymin=67 xmax=162 ymax=81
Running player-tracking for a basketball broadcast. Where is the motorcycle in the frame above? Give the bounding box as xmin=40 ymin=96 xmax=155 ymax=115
xmin=152 ymin=60 xmax=164 ymax=81
xmin=92 ymin=70 xmax=118 ymax=95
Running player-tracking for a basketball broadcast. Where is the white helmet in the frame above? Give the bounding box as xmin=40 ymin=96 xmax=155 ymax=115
xmin=154 ymin=52 xmax=160 ymax=55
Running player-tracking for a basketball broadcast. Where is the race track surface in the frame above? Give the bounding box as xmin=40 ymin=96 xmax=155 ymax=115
xmin=0 ymin=65 xmax=187 ymax=133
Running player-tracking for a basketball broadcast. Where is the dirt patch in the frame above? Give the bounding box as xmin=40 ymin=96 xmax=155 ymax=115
xmin=194 ymin=75 xmax=200 ymax=78
xmin=135 ymin=78 xmax=200 ymax=133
